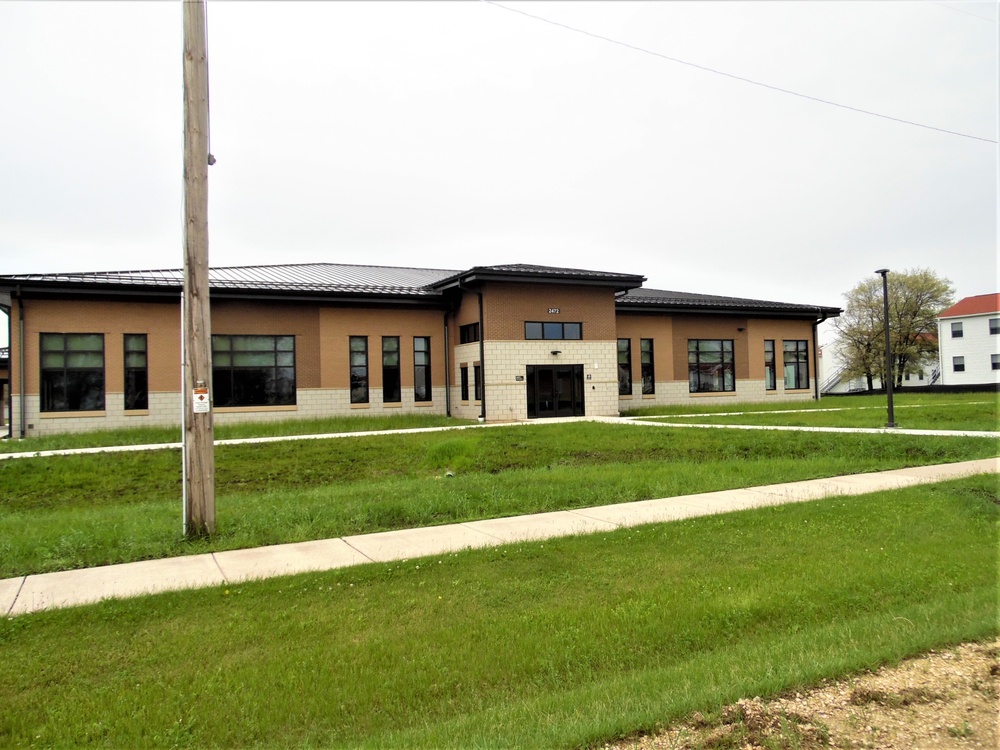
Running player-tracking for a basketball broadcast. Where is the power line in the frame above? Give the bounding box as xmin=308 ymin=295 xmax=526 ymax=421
xmin=479 ymin=0 xmax=998 ymax=145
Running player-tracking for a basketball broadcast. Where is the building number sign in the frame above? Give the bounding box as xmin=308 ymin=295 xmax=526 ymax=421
xmin=548 ymin=308 xmax=560 ymax=314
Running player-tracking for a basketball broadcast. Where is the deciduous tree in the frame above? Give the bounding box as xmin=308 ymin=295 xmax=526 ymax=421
xmin=832 ymin=269 xmax=954 ymax=389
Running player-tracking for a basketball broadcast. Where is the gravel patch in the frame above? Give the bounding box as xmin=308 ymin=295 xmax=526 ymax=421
xmin=606 ymin=639 xmax=999 ymax=749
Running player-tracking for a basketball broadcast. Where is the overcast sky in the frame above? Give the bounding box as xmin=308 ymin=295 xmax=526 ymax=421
xmin=0 ymin=0 xmax=996 ymax=349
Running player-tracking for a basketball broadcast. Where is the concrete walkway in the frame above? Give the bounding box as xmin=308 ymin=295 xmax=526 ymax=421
xmin=3 ymin=457 xmax=996 ymax=618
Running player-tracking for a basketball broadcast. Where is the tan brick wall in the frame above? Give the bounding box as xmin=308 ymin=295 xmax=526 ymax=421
xmin=319 ymin=306 xmax=446 ymax=390
xmin=482 ymin=283 xmax=618 ymax=341
xmin=484 ymin=340 xmax=619 ymax=421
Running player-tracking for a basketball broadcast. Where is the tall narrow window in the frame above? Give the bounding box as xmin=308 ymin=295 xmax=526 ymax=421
xmin=783 ymin=340 xmax=809 ymax=390
xmin=990 ymin=318 xmax=999 ymax=335
xmin=413 ymin=337 xmax=431 ymax=402
xmin=688 ymin=339 xmax=735 ymax=393
xmin=350 ymin=336 xmax=369 ymax=404
xmin=992 ymin=354 xmax=1000 ymax=370
xmin=460 ymin=365 xmax=469 ymax=401
xmin=382 ymin=336 xmax=401 ymax=403
xmin=473 ymin=364 xmax=482 ymax=401
xmin=640 ymin=338 xmax=654 ymax=395
xmin=764 ymin=340 xmax=776 ymax=390
xmin=951 ymin=322 xmax=963 ymax=338
xmin=40 ymin=333 xmax=105 ymax=412
xmin=212 ymin=335 xmax=295 ymax=407
xmin=124 ymin=334 xmax=148 ymax=410
xmin=953 ymin=356 xmax=965 ymax=372
xmin=617 ymin=338 xmax=632 ymax=396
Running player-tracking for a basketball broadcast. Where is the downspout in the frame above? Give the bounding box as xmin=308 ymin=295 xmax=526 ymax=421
xmin=1 ymin=297 xmax=10 ymax=439
xmin=477 ymin=290 xmax=486 ymax=421
xmin=17 ymin=292 xmax=25 ymax=438
xmin=442 ymin=310 xmax=451 ymax=417
xmin=813 ymin=309 xmax=829 ymax=401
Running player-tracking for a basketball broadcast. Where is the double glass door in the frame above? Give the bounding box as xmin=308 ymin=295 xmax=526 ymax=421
xmin=525 ymin=365 xmax=585 ymax=418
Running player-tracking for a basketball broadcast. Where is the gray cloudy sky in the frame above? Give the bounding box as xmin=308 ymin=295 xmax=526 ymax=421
xmin=1 ymin=0 xmax=996 ymax=348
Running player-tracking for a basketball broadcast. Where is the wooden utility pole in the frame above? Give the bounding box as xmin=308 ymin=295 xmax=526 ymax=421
xmin=182 ymin=0 xmax=215 ymax=535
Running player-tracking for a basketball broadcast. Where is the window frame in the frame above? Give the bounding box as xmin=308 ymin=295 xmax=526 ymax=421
xmin=382 ymin=336 xmax=401 ymax=404
xmin=349 ymin=336 xmax=369 ymax=404
xmin=688 ymin=339 xmax=735 ymax=393
xmin=951 ymin=321 xmax=963 ymax=338
xmin=764 ymin=340 xmax=777 ymax=391
xmin=617 ymin=338 xmax=632 ymax=396
xmin=212 ymin=334 xmax=296 ymax=408
xmin=953 ymin=356 xmax=965 ymax=373
xmin=992 ymin=354 xmax=1000 ymax=371
xmin=473 ymin=363 xmax=483 ymax=402
xmin=459 ymin=323 xmax=480 ymax=344
xmin=640 ymin=338 xmax=655 ymax=395
xmin=39 ymin=332 xmax=106 ymax=412
xmin=124 ymin=333 xmax=148 ymax=411
xmin=460 ymin=365 xmax=469 ymax=401
xmin=525 ymin=321 xmax=583 ymax=340
xmin=990 ymin=318 xmax=999 ymax=335
xmin=413 ymin=336 xmax=431 ymax=402
xmin=782 ymin=340 xmax=810 ymax=390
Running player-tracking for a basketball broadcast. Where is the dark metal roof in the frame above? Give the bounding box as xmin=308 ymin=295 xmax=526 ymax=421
xmin=0 ymin=262 xmax=839 ymax=318
xmin=432 ymin=263 xmax=646 ymax=291
xmin=0 ymin=263 xmax=459 ymax=298
xmin=617 ymin=288 xmax=841 ymax=318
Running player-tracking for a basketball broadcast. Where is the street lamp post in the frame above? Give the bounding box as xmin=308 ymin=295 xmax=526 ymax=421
xmin=875 ymin=269 xmax=896 ymax=428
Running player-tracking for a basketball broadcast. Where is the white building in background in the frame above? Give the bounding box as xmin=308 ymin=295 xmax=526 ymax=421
xmin=937 ymin=293 xmax=1000 ymax=386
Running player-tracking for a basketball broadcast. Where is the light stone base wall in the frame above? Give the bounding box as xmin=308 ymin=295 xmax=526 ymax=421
xmin=482 ymin=340 xmax=619 ymax=422
xmin=618 ymin=378 xmax=815 ymax=411
xmin=10 ymin=387 xmax=449 ymax=437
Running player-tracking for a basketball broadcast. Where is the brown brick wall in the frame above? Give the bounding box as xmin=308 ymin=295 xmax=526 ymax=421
xmin=15 ymin=297 xmax=181 ymax=394
xmin=319 ymin=307 xmax=446 ymax=389
xmin=482 ymin=283 xmax=618 ymax=341
xmin=614 ymin=313 xmax=674 ymax=383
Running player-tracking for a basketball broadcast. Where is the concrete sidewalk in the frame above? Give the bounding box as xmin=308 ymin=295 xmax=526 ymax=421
xmin=3 ymin=457 xmax=996 ymax=617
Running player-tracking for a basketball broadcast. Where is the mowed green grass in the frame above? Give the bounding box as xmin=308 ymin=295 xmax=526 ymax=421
xmin=2 ymin=422 xmax=997 ymax=577
xmin=1 ymin=476 xmax=996 ymax=748
xmin=626 ymin=391 xmax=999 ymax=432
xmin=0 ymin=413 xmax=471 ymax=454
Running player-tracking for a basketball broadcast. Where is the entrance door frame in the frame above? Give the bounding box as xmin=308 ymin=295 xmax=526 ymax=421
xmin=525 ymin=364 xmax=585 ymax=418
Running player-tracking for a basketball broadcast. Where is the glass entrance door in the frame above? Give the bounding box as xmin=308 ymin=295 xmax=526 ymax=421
xmin=526 ymin=365 xmax=585 ymax=418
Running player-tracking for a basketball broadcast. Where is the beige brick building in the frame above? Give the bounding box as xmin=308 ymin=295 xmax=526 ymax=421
xmin=0 ymin=263 xmax=840 ymax=436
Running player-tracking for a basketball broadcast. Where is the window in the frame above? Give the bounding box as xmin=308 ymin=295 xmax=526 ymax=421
xmin=617 ymin=338 xmax=632 ymax=396
xmin=349 ymin=336 xmax=369 ymax=404
xmin=951 ymin=322 xmax=963 ymax=338
xmin=460 ymin=365 xmax=469 ymax=401
xmin=414 ymin=337 xmax=431 ymax=402
xmin=764 ymin=340 xmax=776 ymax=390
xmin=124 ymin=334 xmax=148 ymax=410
xmin=459 ymin=323 xmax=480 ymax=344
xmin=640 ymin=339 xmax=655 ymax=395
xmin=688 ymin=339 xmax=734 ymax=393
xmin=990 ymin=318 xmax=999 ymax=335
xmin=40 ymin=333 xmax=105 ymax=412
xmin=953 ymin=356 xmax=965 ymax=372
xmin=212 ymin=335 xmax=295 ymax=407
xmin=783 ymin=340 xmax=809 ymax=390
xmin=525 ymin=322 xmax=582 ymax=340
xmin=992 ymin=354 xmax=1000 ymax=371
xmin=904 ymin=372 xmax=910 ymax=381
xmin=473 ymin=364 xmax=482 ymax=401
xmin=382 ymin=336 xmax=401 ymax=403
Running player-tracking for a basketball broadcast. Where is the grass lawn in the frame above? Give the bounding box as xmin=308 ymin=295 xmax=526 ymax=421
xmin=1 ymin=476 xmax=996 ymax=748
xmin=625 ymin=391 xmax=999 ymax=432
xmin=0 ymin=413 xmax=473 ymax=454
xmin=2 ymin=422 xmax=997 ymax=577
